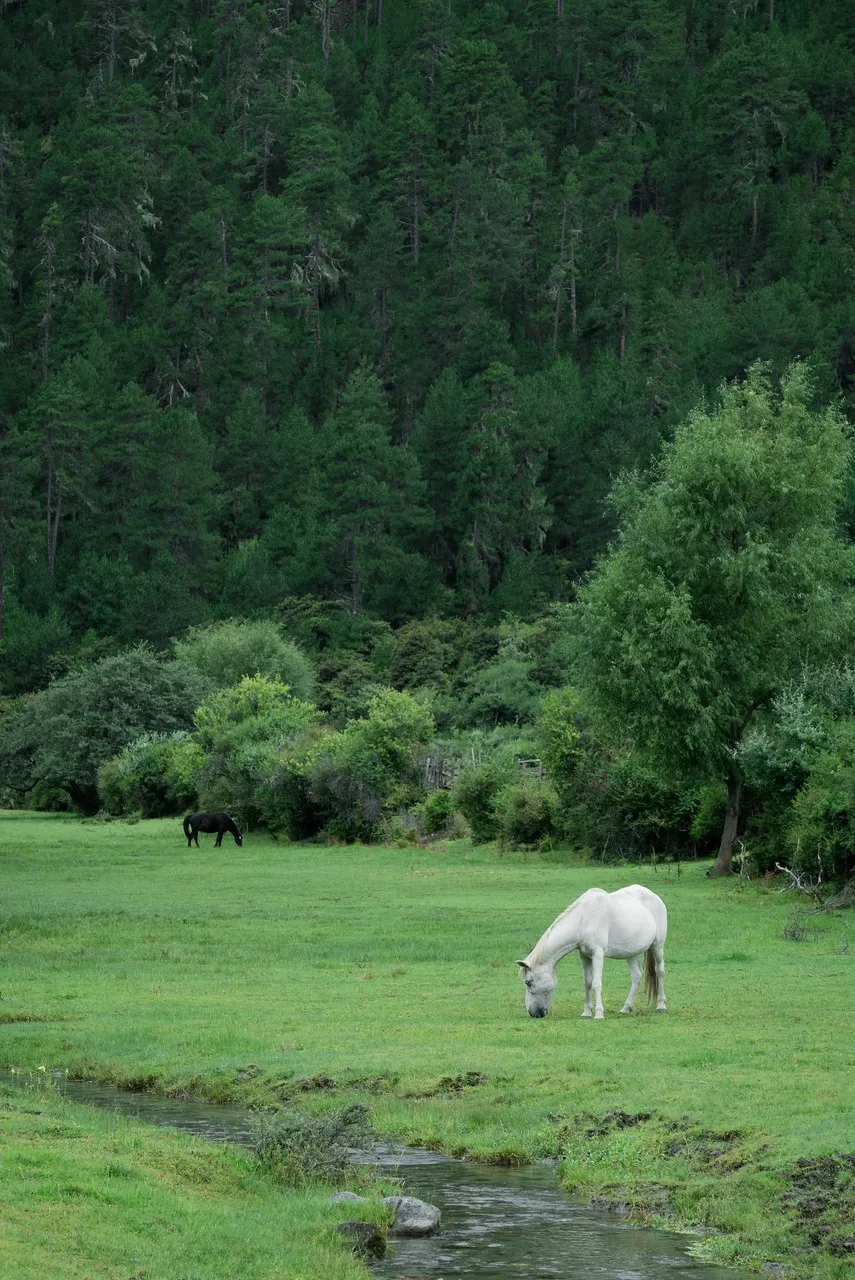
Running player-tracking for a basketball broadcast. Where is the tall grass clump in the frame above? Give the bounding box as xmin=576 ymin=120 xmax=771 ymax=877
xmin=252 ymin=1104 xmax=374 ymax=1186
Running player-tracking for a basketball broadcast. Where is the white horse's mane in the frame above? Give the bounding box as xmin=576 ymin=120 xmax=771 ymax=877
xmin=530 ymin=890 xmax=594 ymax=964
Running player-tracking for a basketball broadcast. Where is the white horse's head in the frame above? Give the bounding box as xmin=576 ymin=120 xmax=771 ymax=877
xmin=517 ymin=960 xmax=556 ymax=1017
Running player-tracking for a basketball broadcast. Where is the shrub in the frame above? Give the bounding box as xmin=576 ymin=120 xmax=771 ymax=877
xmin=782 ymin=718 xmax=855 ymax=882
xmin=175 ymin=619 xmax=315 ymax=702
xmin=308 ymin=689 xmax=434 ymax=841
xmin=194 ymin=675 xmax=321 ymax=834
xmin=0 ymin=647 xmax=211 ymax=813
xmin=452 ymin=763 xmax=504 ymax=844
xmin=494 ymin=776 xmax=561 ymax=849
xmin=389 ymin=619 xmax=456 ymax=692
xmin=99 ymin=733 xmax=204 ymax=817
xmin=252 ymin=1103 xmax=374 ymax=1186
xmin=456 ymin=648 xmax=542 ymax=728
xmin=416 ymin=788 xmax=455 ymax=835
xmin=538 ymin=687 xmax=586 ymax=797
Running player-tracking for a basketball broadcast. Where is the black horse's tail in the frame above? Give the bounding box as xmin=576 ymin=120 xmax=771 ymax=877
xmin=183 ymin=814 xmax=193 ymax=838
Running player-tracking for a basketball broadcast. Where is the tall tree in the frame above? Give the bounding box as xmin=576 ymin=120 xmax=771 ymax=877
xmin=576 ymin=365 xmax=855 ymax=875
xmin=315 ymin=364 xmax=429 ymax=616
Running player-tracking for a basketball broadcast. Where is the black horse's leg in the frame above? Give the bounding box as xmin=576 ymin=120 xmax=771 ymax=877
xmin=215 ymin=832 xmax=222 ymax=846
xmin=193 ymin=830 xmax=200 ymax=847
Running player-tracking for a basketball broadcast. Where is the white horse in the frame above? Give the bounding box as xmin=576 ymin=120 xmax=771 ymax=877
xmin=517 ymin=885 xmax=667 ymax=1020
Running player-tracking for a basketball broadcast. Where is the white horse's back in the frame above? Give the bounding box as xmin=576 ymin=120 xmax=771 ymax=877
xmin=557 ymin=884 xmax=666 ymax=959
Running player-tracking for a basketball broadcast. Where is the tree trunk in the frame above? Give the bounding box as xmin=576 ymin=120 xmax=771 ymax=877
xmin=65 ymin=781 xmax=101 ymax=815
xmin=350 ymin=540 xmax=361 ymax=614
xmin=572 ymin=44 xmax=582 ymax=134
xmin=47 ymin=467 xmax=61 ymax=580
xmin=710 ymin=775 xmax=741 ymax=876
xmin=412 ymin=190 xmax=420 ymax=264
xmin=569 ymin=239 xmax=577 ymax=335
xmin=552 ymin=197 xmax=567 ymax=352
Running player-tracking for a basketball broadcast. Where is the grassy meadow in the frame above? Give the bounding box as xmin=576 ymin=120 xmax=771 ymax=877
xmin=0 ymin=1086 xmax=381 ymax=1280
xmin=2 ymin=812 xmax=854 ymax=1276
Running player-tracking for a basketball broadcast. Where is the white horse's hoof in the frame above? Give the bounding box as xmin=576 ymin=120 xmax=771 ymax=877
xmin=580 ymin=1010 xmax=592 ymax=1018
xmin=619 ymin=1008 xmax=632 ymax=1015
xmin=594 ymin=1012 xmax=605 ymax=1020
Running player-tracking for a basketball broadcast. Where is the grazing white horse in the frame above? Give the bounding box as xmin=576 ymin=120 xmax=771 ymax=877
xmin=517 ymin=885 xmax=667 ymax=1020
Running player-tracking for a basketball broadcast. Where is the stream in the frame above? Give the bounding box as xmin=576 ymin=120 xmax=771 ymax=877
xmin=2 ymin=1072 xmax=742 ymax=1279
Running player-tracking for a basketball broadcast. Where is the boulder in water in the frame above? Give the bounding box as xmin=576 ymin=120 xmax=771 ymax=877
xmin=382 ymin=1194 xmax=441 ymax=1236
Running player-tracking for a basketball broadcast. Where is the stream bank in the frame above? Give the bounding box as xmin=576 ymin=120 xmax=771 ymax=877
xmin=2 ymin=1070 xmax=744 ymax=1279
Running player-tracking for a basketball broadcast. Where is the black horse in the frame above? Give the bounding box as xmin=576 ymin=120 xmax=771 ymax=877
xmin=183 ymin=811 xmax=243 ymax=847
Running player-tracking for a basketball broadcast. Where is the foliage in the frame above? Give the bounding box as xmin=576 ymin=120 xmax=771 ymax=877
xmin=493 ymin=776 xmax=561 ymax=850
xmin=1 ymin=1 xmax=854 ymax=663
xmin=252 ymin=1103 xmax=374 ymax=1188
xmin=593 ymin=751 xmax=714 ymax=862
xmin=537 ymin=687 xmax=586 ymax=798
xmin=98 ymin=732 xmax=204 ymax=818
xmin=0 ymin=603 xmax=72 ymax=696
xmin=452 ymin=763 xmax=505 ymax=844
xmin=456 ymin=644 xmax=544 ymax=728
xmin=0 ymin=648 xmax=210 ymax=813
xmin=314 ymin=650 xmax=382 ymax=726
xmin=307 ymin=688 xmax=434 ymax=840
xmin=575 ymin=365 xmax=855 ymax=872
xmin=174 ymin=620 xmax=315 ymax=702
xmin=414 ymin=787 xmax=455 ymax=836
xmin=783 ymin=719 xmax=855 ymax=882
xmin=193 ymin=675 xmax=321 ymax=834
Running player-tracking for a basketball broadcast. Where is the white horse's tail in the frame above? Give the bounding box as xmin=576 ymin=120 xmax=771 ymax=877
xmin=644 ymin=947 xmax=657 ymax=1004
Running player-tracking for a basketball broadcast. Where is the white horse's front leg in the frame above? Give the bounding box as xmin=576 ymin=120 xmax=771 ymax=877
xmin=621 ymin=955 xmax=642 ymax=1013
xmin=579 ymin=953 xmax=593 ymax=1017
xmin=654 ymin=941 xmax=667 ymax=1011
xmin=590 ymin=951 xmax=605 ymax=1018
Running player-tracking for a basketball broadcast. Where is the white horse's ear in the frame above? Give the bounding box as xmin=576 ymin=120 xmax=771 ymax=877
xmin=516 ymin=960 xmax=531 ymax=972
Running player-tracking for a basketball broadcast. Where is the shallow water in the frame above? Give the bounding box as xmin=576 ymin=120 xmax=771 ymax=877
xmin=1 ymin=1073 xmax=741 ymax=1280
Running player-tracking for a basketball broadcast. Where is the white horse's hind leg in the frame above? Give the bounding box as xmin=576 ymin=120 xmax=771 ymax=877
xmin=621 ymin=955 xmax=642 ymax=1013
xmin=580 ymin=953 xmax=593 ymax=1018
xmin=654 ymin=940 xmax=667 ymax=1011
xmin=590 ymin=951 xmax=605 ymax=1019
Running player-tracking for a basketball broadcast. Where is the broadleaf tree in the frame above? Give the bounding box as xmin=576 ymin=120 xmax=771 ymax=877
xmin=575 ymin=364 xmax=855 ymax=875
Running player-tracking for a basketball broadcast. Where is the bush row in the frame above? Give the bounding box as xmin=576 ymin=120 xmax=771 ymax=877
xmin=2 ymin=617 xmax=855 ymax=879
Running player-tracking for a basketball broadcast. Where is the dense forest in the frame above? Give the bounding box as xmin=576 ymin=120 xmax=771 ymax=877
xmin=2 ymin=0 xmax=855 ymax=878
xmin=2 ymin=0 xmax=854 ymax=659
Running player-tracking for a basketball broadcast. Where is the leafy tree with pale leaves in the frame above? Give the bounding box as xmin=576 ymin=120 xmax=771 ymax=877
xmin=575 ymin=364 xmax=855 ymax=875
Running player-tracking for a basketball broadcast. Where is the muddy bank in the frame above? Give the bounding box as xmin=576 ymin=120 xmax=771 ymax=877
xmin=555 ymin=1110 xmax=855 ymax=1277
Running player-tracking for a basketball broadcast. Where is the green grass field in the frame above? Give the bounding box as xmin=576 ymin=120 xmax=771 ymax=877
xmin=2 ymin=812 xmax=853 ymax=1277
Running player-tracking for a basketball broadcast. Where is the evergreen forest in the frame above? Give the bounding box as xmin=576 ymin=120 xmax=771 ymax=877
xmin=3 ymin=0 xmax=855 ymax=878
